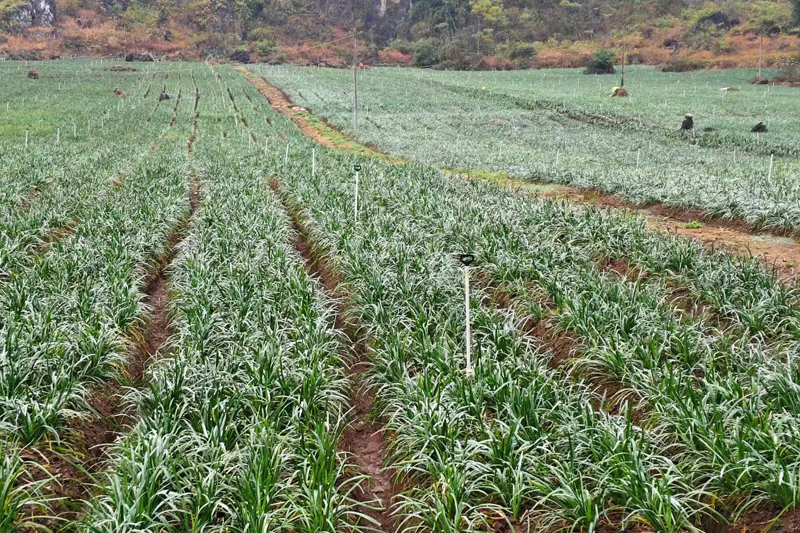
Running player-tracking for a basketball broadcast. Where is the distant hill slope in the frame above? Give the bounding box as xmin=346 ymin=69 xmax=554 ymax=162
xmin=1 ymin=0 xmax=798 ymax=69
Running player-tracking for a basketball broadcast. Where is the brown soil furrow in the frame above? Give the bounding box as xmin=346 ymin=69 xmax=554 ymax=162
xmin=268 ymin=179 xmax=396 ymax=532
xmin=237 ymin=71 xmax=799 ymax=284
xmin=23 ymin=178 xmax=202 ymax=531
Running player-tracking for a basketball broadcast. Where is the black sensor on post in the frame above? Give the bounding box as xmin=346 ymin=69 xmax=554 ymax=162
xmin=459 ymin=254 xmax=475 ymax=267
xmin=353 ymin=163 xmax=362 ymax=172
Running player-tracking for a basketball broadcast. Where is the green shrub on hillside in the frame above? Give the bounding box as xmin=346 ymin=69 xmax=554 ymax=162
xmin=584 ymin=49 xmax=615 ymax=74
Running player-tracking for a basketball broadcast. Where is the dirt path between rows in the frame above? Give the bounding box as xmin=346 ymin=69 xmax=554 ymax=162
xmin=239 ymin=70 xmax=799 ymax=284
xmin=268 ymin=179 xmax=396 ymax=532
xmin=494 ymin=178 xmax=800 ymax=283
xmin=25 ymin=178 xmax=202 ymax=531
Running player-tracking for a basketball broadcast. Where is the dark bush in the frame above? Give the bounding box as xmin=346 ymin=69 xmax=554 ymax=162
xmin=508 ymin=42 xmax=537 ymax=60
xmin=413 ymin=38 xmax=446 ymax=67
xmin=584 ymin=49 xmax=615 ymax=74
xmin=230 ymin=48 xmax=251 ymax=63
xmin=661 ymin=57 xmax=708 ymax=72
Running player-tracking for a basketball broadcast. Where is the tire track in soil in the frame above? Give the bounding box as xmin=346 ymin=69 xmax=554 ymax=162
xmin=238 ymin=70 xmax=799 ymax=285
xmin=268 ymin=179 xmax=396 ymax=533
xmin=22 ymin=178 xmax=202 ymax=532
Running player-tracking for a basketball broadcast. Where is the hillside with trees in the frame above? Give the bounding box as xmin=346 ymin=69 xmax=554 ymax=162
xmin=1 ymin=0 xmax=799 ymax=69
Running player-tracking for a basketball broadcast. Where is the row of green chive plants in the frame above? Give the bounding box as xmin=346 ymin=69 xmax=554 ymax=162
xmin=0 ymin=145 xmax=146 ymax=283
xmin=0 ymin=62 xmax=264 ymax=532
xmin=0 ymin=61 xmax=202 ymax=446
xmin=243 ymin=64 xmax=800 ymax=523
xmin=79 ymin=135 xmax=371 ymax=533
xmin=419 ymin=66 xmax=800 ymax=157
xmin=0 ymin=148 xmax=190 ymax=531
xmin=271 ymin=147 xmax=716 ymax=533
xmin=390 ymin=168 xmax=800 ymax=518
xmin=259 ymin=65 xmax=800 ymax=233
xmin=234 ymin=65 xmax=800 ymax=525
xmin=261 ymin=65 xmax=799 ymax=157
xmin=0 ymin=147 xmax=190 ymax=443
xmin=0 ymin=61 xmax=191 ymax=284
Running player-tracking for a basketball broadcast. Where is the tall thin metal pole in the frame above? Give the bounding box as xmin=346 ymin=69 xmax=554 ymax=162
xmin=353 ymin=31 xmax=359 ymax=132
xmin=464 ymin=265 xmax=472 ymax=377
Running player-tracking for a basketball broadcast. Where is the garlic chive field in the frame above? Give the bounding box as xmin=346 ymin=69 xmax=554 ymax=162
xmin=1 ymin=59 xmax=799 ymax=533
xmin=260 ymin=65 xmax=800 ymax=234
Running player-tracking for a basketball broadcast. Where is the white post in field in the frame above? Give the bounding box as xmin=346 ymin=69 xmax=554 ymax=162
xmin=458 ymin=254 xmax=476 ymax=377
xmin=353 ymin=164 xmax=361 ymax=223
xmin=768 ymin=153 xmax=774 ymax=181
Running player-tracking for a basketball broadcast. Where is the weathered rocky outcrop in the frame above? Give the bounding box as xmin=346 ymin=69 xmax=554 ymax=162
xmin=13 ymin=0 xmax=56 ymax=29
xmin=694 ymin=11 xmax=739 ymax=32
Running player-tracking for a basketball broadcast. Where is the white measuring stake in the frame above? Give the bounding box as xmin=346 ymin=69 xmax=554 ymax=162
xmin=284 ymin=143 xmax=289 ymax=164
xmin=25 ymin=128 xmax=28 ymax=148
xmin=464 ymin=265 xmax=473 ymax=377
xmin=636 ymin=149 xmax=640 ymax=171
xmin=312 ymin=149 xmax=316 ymax=179
xmin=56 ymin=128 xmax=59 ymax=144
xmin=354 ymin=170 xmax=360 ymax=222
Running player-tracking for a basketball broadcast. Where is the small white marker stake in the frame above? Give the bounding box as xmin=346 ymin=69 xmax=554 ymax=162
xmin=56 ymin=128 xmax=59 ymax=144
xmin=464 ymin=265 xmax=471 ymax=376
xmin=768 ymin=153 xmax=774 ymax=181
xmin=636 ymin=149 xmax=640 ymax=171
xmin=73 ymin=122 xmax=77 ymax=138
xmin=284 ymin=143 xmax=289 ymax=164
xmin=25 ymin=128 xmax=28 ymax=148
xmin=459 ymin=254 xmax=475 ymax=377
xmin=312 ymin=149 xmax=316 ymax=179
xmin=353 ymin=164 xmax=361 ymax=223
